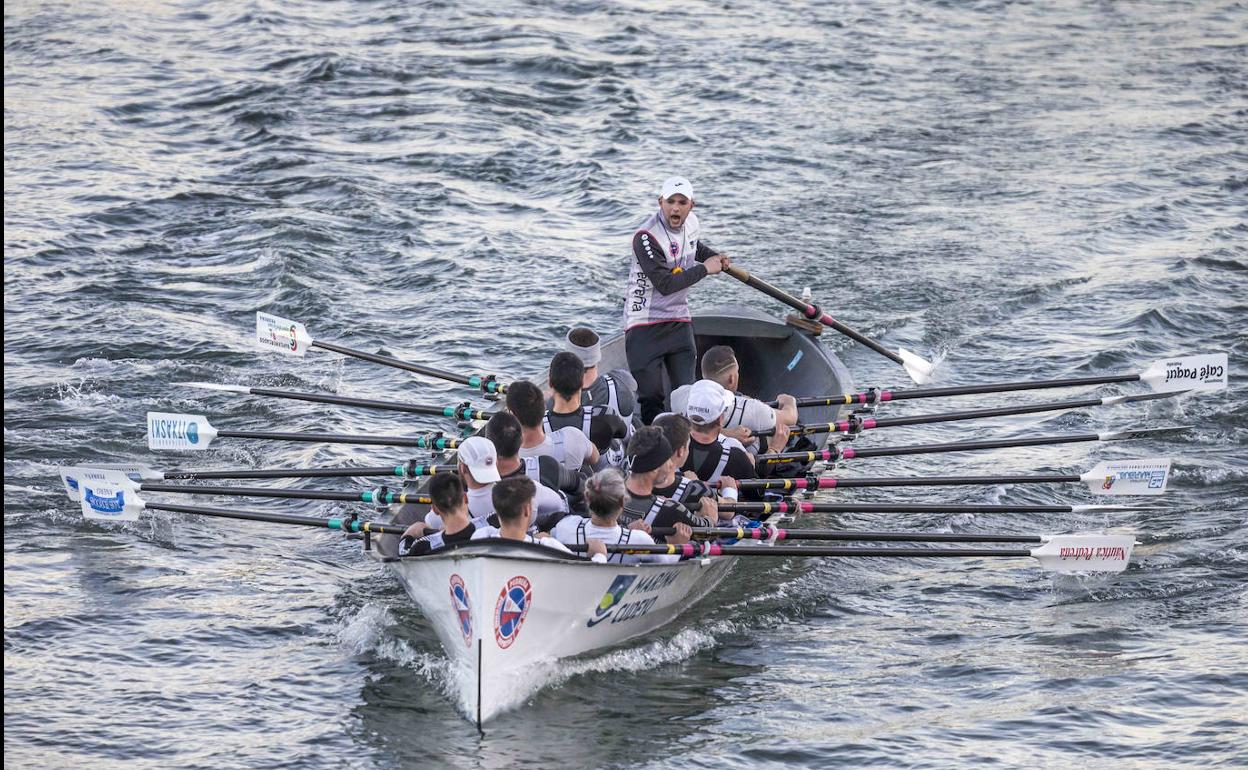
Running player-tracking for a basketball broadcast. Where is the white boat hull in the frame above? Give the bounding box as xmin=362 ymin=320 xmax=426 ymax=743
xmin=383 ymin=540 xmax=736 ymax=723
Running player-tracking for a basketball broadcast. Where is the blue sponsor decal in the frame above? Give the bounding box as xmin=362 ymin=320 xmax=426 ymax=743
xmin=84 ymin=488 xmax=125 ymax=515
xmin=186 ymin=421 xmax=199 ymax=444
xmin=67 ymin=477 xmax=80 ymax=492
xmin=786 ymin=351 xmax=803 ymax=371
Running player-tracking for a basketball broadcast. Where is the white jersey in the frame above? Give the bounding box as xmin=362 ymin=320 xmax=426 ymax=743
xmin=669 ymin=385 xmax=777 ymax=435
xmin=427 ymin=483 xmax=566 ymax=529
xmin=470 ymin=527 xmax=576 ymax=556
xmin=551 ymin=516 xmax=677 ymax=564
xmin=519 ymin=426 xmax=594 ymax=472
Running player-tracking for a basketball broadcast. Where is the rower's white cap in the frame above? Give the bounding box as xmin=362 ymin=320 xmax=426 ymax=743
xmin=659 ymin=176 xmax=693 ymax=201
xmin=684 ymin=379 xmax=733 ymax=425
xmin=457 ymin=436 xmax=501 ymax=483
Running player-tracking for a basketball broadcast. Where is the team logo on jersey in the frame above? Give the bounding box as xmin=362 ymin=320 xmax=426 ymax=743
xmin=449 ymin=574 xmax=472 ymax=646
xmin=669 ymin=241 xmax=679 ymax=258
xmin=587 ymin=575 xmax=637 ymax=628
xmin=493 ymin=576 xmax=532 ymax=649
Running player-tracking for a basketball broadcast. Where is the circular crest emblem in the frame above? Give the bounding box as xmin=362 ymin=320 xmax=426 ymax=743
xmin=493 ymin=576 xmax=532 ymax=649
xmin=449 ymin=573 xmax=472 ymax=646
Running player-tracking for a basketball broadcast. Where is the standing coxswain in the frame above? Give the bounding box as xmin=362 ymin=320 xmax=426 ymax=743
xmin=624 ymin=176 xmax=733 ymax=424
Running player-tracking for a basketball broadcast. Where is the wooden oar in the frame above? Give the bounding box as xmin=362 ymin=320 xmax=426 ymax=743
xmin=181 ymin=382 xmax=489 ymax=420
xmin=727 ymin=458 xmax=1172 ymax=495
xmin=566 ymin=535 xmax=1137 ymax=573
xmin=723 ymin=265 xmax=935 ymax=383
xmin=256 ymin=311 xmax=507 ymax=394
xmin=146 ymin=411 xmax=461 ymax=451
xmin=778 ymin=352 xmax=1227 ymax=407
xmin=59 ymin=468 xmax=432 ymax=507
xmin=756 ymin=426 xmax=1190 ymax=464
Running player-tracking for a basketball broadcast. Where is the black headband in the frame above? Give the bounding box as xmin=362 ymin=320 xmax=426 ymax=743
xmin=626 ymin=434 xmax=673 ymax=475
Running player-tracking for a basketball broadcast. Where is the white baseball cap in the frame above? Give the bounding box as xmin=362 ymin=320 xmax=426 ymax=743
xmin=684 ymin=379 xmax=734 ymax=425
xmin=659 ymin=176 xmax=693 ymax=201
xmin=457 ymin=436 xmax=501 ymax=483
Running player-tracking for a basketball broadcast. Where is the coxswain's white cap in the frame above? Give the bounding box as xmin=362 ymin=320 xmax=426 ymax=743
xmin=659 ymin=176 xmax=693 ymax=201
xmin=684 ymin=379 xmax=734 ymax=425
xmin=565 ymin=327 xmax=602 ymax=367
xmin=457 ymin=436 xmax=501 ymax=483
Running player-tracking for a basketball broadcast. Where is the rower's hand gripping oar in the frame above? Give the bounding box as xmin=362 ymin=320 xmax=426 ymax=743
xmin=181 ymin=382 xmax=489 ymax=421
xmin=781 ymin=352 xmax=1229 ymax=407
xmin=727 ymin=457 xmax=1173 ymax=495
xmin=146 ymin=411 xmax=462 ymax=451
xmin=757 ymin=425 xmax=1191 ymax=465
xmin=722 ymin=265 xmax=936 ymax=384
xmin=256 ymin=312 xmax=507 ymax=395
xmin=567 ymin=534 xmax=1137 ymax=573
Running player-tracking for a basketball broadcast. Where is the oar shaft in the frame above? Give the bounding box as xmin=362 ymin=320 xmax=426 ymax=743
xmin=144 ymin=501 xmax=407 ymax=534
xmin=139 ymin=481 xmax=433 ymax=506
xmin=241 ymin=386 xmax=488 ymax=420
xmin=758 ymin=432 xmax=1103 ymax=464
xmin=789 ymin=373 xmax=1142 ymax=407
xmin=735 ymin=474 xmax=1079 ymax=490
xmin=217 ymin=428 xmax=460 ymax=450
xmin=651 ymin=526 xmax=1042 ymax=544
xmin=719 ymin=500 xmax=1083 ymax=514
xmin=160 ymin=464 xmax=455 ymax=480
xmin=723 ymin=266 xmax=905 ymax=365
xmin=311 ymin=340 xmax=505 ymax=394
xmin=571 ymin=542 xmax=1035 ymax=558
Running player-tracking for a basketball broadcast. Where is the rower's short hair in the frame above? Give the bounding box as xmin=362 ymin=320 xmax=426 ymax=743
xmin=568 ymin=327 xmax=600 ymax=348
xmin=492 ymin=476 xmax=536 ymax=524
xmin=653 ymin=413 xmax=692 ymax=452
xmin=428 ymin=473 xmax=465 ymax=516
xmin=549 ymin=351 xmax=585 ymax=399
xmin=485 ymin=412 xmax=523 ymax=457
xmin=505 ymin=380 xmax=545 ymax=428
xmin=700 ymin=345 xmax=738 ymax=383
xmin=585 ymin=468 xmax=626 ymax=519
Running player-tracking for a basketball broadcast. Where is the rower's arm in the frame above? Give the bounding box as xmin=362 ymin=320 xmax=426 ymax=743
xmin=694 ymin=241 xmax=719 ymax=262
xmin=633 ymin=231 xmax=708 ymax=295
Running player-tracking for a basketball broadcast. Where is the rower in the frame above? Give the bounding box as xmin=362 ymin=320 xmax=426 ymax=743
xmin=682 ymin=379 xmax=789 ymax=489
xmin=546 ymin=351 xmax=628 ymax=466
xmin=486 ymin=411 xmax=581 ymax=525
xmin=507 ymin=379 xmax=599 ymax=472
xmin=552 ymin=468 xmax=688 ymax=564
xmin=448 ymin=434 xmax=567 ymax=526
xmin=621 ymin=427 xmax=718 ymax=535
xmin=398 ymin=473 xmax=477 ymax=557
xmin=471 ymin=476 xmax=606 ymax=561
xmin=651 ymin=413 xmax=738 ymax=521
xmin=564 ymin=326 xmax=639 ymax=431
xmin=669 ymin=345 xmax=798 ymax=456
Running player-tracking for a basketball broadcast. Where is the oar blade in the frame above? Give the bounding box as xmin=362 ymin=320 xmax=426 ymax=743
xmin=898 ymin=346 xmax=936 ymax=385
xmin=1098 ymin=425 xmax=1193 ymax=442
xmin=77 ymin=469 xmax=144 ymax=522
xmin=1080 ymin=457 xmax=1171 ymax=495
xmin=256 ymin=312 xmax=311 ymax=357
xmin=1140 ymin=353 xmax=1228 ymax=393
xmin=1031 ymin=534 xmax=1136 ymax=573
xmin=181 ymin=382 xmax=251 ymax=394
xmin=147 ymin=412 xmax=217 ymax=451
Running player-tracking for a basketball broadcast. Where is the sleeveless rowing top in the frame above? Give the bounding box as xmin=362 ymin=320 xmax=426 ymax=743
xmin=624 ymin=209 xmax=702 ymax=329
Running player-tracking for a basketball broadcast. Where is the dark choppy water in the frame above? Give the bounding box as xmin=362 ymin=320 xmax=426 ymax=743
xmin=5 ymin=0 xmax=1247 ymax=767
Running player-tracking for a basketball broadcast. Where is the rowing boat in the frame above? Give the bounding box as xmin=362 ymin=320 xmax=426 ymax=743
xmin=370 ymin=305 xmax=853 ymax=725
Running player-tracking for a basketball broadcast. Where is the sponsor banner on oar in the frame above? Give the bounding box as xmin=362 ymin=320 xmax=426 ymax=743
xmin=148 ymin=412 xmax=218 ymax=450
xmin=1139 ymin=353 xmax=1227 ymax=393
xmin=1080 ymin=458 xmax=1171 ymax=495
xmin=256 ymin=311 xmax=311 ymax=356
xmin=75 ymin=469 xmax=144 ymax=522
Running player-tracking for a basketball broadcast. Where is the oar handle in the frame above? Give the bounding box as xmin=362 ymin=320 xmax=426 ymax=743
xmin=723 ymin=265 xmax=904 ymax=366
